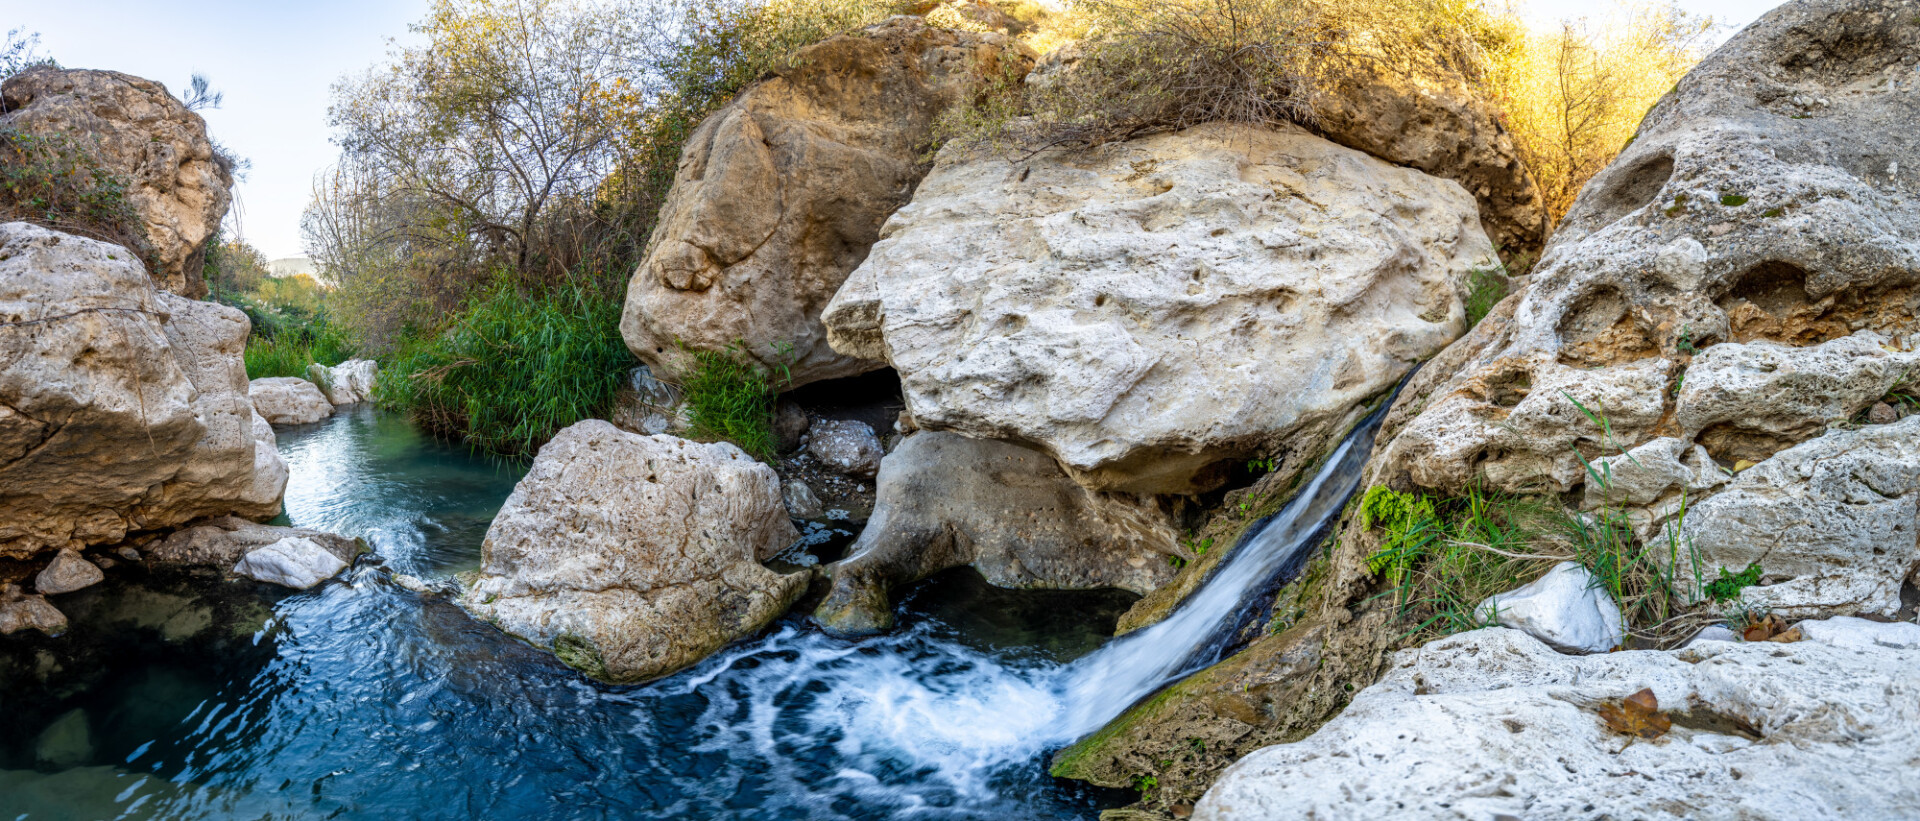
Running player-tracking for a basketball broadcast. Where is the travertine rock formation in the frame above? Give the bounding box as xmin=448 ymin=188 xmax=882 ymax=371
xmin=1198 ymin=625 xmax=1920 ymax=820
xmin=0 ymin=68 xmax=234 ymax=298
xmin=826 ymin=121 xmax=1495 ymax=493
xmin=621 ymin=17 xmax=1033 ymax=387
xmin=814 ymin=432 xmax=1178 ymax=635
xmin=0 ymin=223 xmax=286 ymax=559
xmin=463 ymin=421 xmax=805 ymax=682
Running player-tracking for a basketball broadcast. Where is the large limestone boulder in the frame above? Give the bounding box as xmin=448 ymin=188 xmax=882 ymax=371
xmin=1374 ymin=0 xmax=1920 ymax=498
xmin=825 ymin=121 xmax=1495 ymax=493
xmin=1679 ymin=415 xmax=1920 ymax=617
xmin=621 ymin=17 xmax=1033 ymax=387
xmin=248 ymin=377 xmax=333 ymax=425
xmin=0 ymin=68 xmax=234 ymax=298
xmin=814 ymin=432 xmax=1179 ymax=635
xmin=462 ymin=421 xmax=806 ymax=682
xmin=0 ymin=223 xmax=286 ymax=559
xmin=1197 ymin=625 xmax=1920 ymax=820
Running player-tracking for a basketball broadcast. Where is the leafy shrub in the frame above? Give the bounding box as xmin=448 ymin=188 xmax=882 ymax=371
xmin=942 ymin=0 xmax=1508 ymax=151
xmin=375 ymin=277 xmax=631 ymax=456
xmin=0 ymin=127 xmax=150 ymax=264
xmin=679 ymin=343 xmax=778 ymax=461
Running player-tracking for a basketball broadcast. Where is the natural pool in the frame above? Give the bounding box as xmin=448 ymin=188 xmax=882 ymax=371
xmin=0 ymin=407 xmax=1134 ymax=820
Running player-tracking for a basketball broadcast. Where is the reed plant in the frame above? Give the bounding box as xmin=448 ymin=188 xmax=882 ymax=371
xmin=679 ymin=342 xmax=780 ymax=461
xmin=375 ymin=276 xmax=631 ymax=456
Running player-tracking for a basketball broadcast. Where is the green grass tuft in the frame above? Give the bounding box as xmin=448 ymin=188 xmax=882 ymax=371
xmin=375 ymin=276 xmax=631 ymax=456
xmin=1463 ymin=263 xmax=1509 ymax=330
xmin=680 ymin=342 xmax=779 ymax=461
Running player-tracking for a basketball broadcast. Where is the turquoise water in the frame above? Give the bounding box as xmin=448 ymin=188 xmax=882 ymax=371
xmin=0 ymin=407 xmax=1132 ymax=819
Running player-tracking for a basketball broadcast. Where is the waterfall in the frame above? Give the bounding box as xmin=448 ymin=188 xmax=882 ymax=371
xmin=1048 ymin=400 xmax=1392 ymax=740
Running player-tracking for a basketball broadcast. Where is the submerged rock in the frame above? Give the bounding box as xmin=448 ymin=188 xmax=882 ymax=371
xmin=621 ymin=17 xmax=1033 ymax=387
xmin=248 ymin=377 xmax=333 ymax=425
xmin=1197 ymin=625 xmax=1920 ymax=820
xmin=1472 ymin=561 xmax=1624 ymax=654
xmin=463 ymin=421 xmax=805 ymax=682
xmin=826 ymin=121 xmax=1494 ymax=494
xmin=0 ymin=223 xmax=286 ymax=559
xmin=231 ymin=537 xmax=350 ymax=590
xmin=145 ymin=516 xmax=359 ymax=566
xmin=306 ymin=359 xmax=378 ymax=405
xmin=35 ymin=548 xmax=105 ymax=596
xmin=815 ymin=432 xmax=1177 ymax=635
xmin=806 ymin=419 xmax=884 ymax=480
xmin=0 ymin=67 xmax=233 ymax=298
xmin=0 ymin=584 xmax=67 ymax=636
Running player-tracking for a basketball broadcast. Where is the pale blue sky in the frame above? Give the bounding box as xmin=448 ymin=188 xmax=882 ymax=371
xmin=4 ymin=0 xmax=1788 ymax=261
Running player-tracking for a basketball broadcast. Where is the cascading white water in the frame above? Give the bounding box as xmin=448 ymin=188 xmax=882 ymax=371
xmin=1049 ymin=403 xmax=1391 ymax=739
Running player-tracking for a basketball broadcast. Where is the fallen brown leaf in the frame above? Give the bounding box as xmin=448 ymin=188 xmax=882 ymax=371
xmin=1766 ymin=627 xmax=1803 ymax=643
xmin=1598 ymin=687 xmax=1672 ymax=739
xmin=1743 ymin=613 xmax=1789 ymax=642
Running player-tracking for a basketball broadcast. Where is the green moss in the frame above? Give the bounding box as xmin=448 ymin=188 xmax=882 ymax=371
xmin=552 ymin=632 xmax=609 ymax=680
xmin=1762 ymin=207 xmax=1786 ymax=218
xmin=1718 ymin=193 xmax=1749 ymax=207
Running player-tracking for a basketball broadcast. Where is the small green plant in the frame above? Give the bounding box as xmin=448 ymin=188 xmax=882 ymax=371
xmin=680 ymin=341 xmax=779 ymax=461
xmin=1701 ymin=561 xmax=1763 ymax=602
xmin=1761 ymin=207 xmax=1786 ymax=218
xmin=1663 ymin=193 xmax=1689 ymax=217
xmin=1464 ymin=262 xmax=1510 ymax=330
xmin=0 ymin=127 xmax=149 ymax=263
xmin=1131 ymin=774 xmax=1159 ymax=799
xmin=1674 ymin=325 xmax=1698 ymax=356
xmin=1718 ymin=193 xmax=1749 ymax=207
xmin=1247 ymin=457 xmax=1277 ymax=475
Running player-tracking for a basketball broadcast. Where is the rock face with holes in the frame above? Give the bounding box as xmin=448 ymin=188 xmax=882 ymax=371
xmin=814 ymin=431 xmax=1179 ymax=635
xmin=826 ymin=121 xmax=1495 ymax=494
xmin=620 ymin=18 xmax=1033 ymax=388
xmin=1374 ymin=0 xmax=1920 ymax=499
xmin=1679 ymin=414 xmax=1920 ymax=617
xmin=1196 ymin=625 xmax=1920 ymax=821
xmin=0 ymin=68 xmax=234 ymax=298
xmin=0 ymin=222 xmax=286 ymax=560
xmin=462 ymin=421 xmax=806 ymax=682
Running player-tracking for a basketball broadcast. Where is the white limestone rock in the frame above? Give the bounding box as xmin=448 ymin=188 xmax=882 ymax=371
xmin=462 ymin=421 xmax=806 ymax=682
xmin=231 ymin=537 xmax=350 ymax=590
xmin=248 ymin=377 xmax=333 ymax=425
xmin=1473 ymin=561 xmax=1625 ymax=654
xmin=1792 ymin=615 xmax=1920 ymax=650
xmin=306 ymin=359 xmax=378 ymax=405
xmin=1198 ymin=625 xmax=1920 ymax=821
xmin=825 ymin=121 xmax=1495 ymax=493
xmin=1680 ymin=415 xmax=1920 ymax=618
xmin=0 ymin=223 xmax=284 ymax=559
xmin=1373 ymin=0 xmax=1920 ymax=497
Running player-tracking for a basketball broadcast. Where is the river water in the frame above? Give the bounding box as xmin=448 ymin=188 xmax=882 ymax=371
xmin=0 ymin=407 xmax=1135 ymax=820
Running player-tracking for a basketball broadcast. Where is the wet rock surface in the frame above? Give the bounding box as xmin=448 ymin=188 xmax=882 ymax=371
xmin=814 ymin=432 xmax=1178 ymax=636
xmin=462 ymin=421 xmax=806 ymax=682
